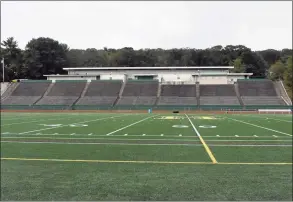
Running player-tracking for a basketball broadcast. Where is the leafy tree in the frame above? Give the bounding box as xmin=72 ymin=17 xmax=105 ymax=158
xmin=268 ymin=60 xmax=285 ymax=81
xmin=0 ymin=37 xmax=25 ymax=81
xmin=242 ymin=51 xmax=268 ymax=78
xmin=283 ymin=56 xmax=292 ymax=99
xmin=257 ymin=49 xmax=280 ymax=67
xmin=1 ymin=36 xmax=292 ymax=82
xmin=229 ymin=57 xmax=245 ymax=73
xmin=23 ymin=37 xmax=68 ymax=79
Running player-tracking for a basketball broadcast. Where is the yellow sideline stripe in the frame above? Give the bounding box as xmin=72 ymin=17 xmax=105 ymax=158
xmin=1 ymin=157 xmax=211 ymax=164
xmin=1 ymin=157 xmax=292 ymax=165
xmin=185 ymin=114 xmax=218 ymax=164
xmin=198 ymin=135 xmax=218 ymax=164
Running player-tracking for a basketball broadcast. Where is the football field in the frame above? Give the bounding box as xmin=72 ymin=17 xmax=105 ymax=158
xmin=1 ymin=112 xmax=292 ymax=200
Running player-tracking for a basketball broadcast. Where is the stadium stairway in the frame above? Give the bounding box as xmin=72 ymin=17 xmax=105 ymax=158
xmin=238 ymin=79 xmax=286 ymax=106
xmin=234 ymin=82 xmax=244 ymax=106
xmin=196 ymin=82 xmax=200 ymax=106
xmin=116 ymin=80 xmax=158 ymax=106
xmin=71 ymin=82 xmax=89 ymax=107
xmin=113 ymin=81 xmax=126 ymax=106
xmin=32 ymin=81 xmax=54 ymax=105
xmin=1 ymin=83 xmax=19 ymax=101
xmin=1 ymin=82 xmax=10 ymax=96
xmin=31 ymin=81 xmax=54 ymax=105
xmin=42 ymin=82 xmax=55 ymax=97
xmin=273 ymin=81 xmax=292 ymax=105
xmin=80 ymin=82 xmax=91 ymax=97
xmin=154 ymin=83 xmax=162 ymax=105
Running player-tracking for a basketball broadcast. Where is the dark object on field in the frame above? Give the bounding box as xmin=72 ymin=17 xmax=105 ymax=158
xmin=173 ymin=111 xmax=179 ymax=113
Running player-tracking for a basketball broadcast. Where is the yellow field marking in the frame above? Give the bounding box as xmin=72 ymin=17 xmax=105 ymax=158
xmin=198 ymin=136 xmax=218 ymax=164
xmin=1 ymin=157 xmax=211 ymax=165
xmin=185 ymin=114 xmax=218 ymax=164
xmin=155 ymin=116 xmax=184 ymax=120
xmin=1 ymin=157 xmax=292 ymax=165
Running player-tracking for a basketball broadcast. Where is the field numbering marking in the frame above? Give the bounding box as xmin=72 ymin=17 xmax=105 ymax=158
xmin=185 ymin=114 xmax=218 ymax=164
xmin=18 ymin=114 xmax=128 ymax=135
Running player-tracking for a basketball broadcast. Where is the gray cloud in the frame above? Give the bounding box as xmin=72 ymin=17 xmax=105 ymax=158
xmin=1 ymin=1 xmax=292 ymax=50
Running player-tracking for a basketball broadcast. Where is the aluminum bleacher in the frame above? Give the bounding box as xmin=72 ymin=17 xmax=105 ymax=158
xmin=76 ymin=81 xmax=122 ymax=106
xmin=157 ymin=84 xmax=197 ymax=105
xmin=36 ymin=81 xmax=86 ymax=106
xmin=117 ymin=81 xmax=158 ymax=106
xmin=199 ymin=84 xmax=240 ymax=105
xmin=237 ymin=80 xmax=286 ymax=105
xmin=1 ymin=81 xmax=51 ymax=105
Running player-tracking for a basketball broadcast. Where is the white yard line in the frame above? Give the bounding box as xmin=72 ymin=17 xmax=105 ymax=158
xmin=227 ymin=117 xmax=292 ymax=137
xmin=262 ymin=117 xmax=292 ymax=123
xmin=1 ymin=116 xmax=86 ymax=126
xmin=1 ymin=141 xmax=292 ymax=147
xmin=104 ymin=115 xmax=157 ymax=136
xmin=240 ymin=114 xmax=292 ymax=123
xmin=18 ymin=114 xmax=129 ymax=135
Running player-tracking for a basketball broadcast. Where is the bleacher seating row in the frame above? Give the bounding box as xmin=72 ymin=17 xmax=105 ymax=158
xmin=1 ymin=79 xmax=288 ymax=107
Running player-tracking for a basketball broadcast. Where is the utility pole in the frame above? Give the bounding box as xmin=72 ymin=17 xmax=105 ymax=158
xmin=1 ymin=58 xmax=4 ymax=82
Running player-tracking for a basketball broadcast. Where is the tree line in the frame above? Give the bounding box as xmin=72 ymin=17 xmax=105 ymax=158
xmin=1 ymin=37 xmax=292 ymax=98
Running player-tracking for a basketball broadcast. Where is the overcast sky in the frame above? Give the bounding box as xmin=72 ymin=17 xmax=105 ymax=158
xmin=1 ymin=1 xmax=292 ymax=51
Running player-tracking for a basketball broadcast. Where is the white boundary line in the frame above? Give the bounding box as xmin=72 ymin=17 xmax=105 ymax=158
xmin=6 ymin=133 xmax=291 ymax=138
xmin=1 ymin=141 xmax=292 ymax=147
xmin=104 ymin=115 xmax=158 ymax=136
xmin=18 ymin=114 xmax=129 ymax=134
xmin=1 ymin=136 xmax=292 ymax=142
xmin=227 ymin=117 xmax=292 ymax=137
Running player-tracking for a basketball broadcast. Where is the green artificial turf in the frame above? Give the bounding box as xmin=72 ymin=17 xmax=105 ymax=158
xmin=1 ymin=112 xmax=292 ymax=200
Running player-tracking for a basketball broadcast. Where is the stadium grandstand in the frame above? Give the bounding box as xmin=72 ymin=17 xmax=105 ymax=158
xmin=1 ymin=66 xmax=292 ymax=111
